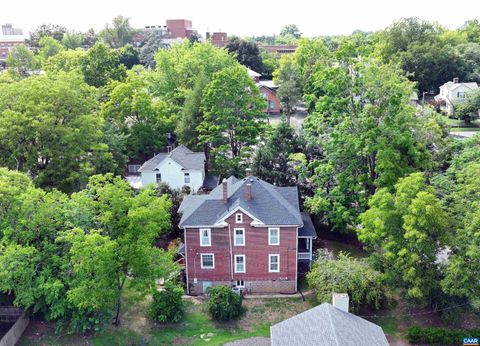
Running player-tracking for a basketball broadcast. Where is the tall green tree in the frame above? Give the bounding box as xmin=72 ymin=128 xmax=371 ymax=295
xmin=0 ymin=72 xmax=114 ymax=192
xmin=225 ymin=37 xmax=264 ymax=73
xmin=38 ymin=36 xmax=64 ymax=62
xmin=303 ymin=58 xmax=432 ymax=230
xmin=359 ymin=173 xmax=448 ymax=303
xmin=280 ymin=24 xmax=302 ymax=40
xmin=5 ymin=44 xmax=39 ymax=77
xmin=28 ymin=24 xmax=68 ymax=47
xmin=274 ymin=55 xmax=303 ymax=122
xmin=99 ymin=15 xmax=136 ymax=48
xmin=199 ymin=65 xmax=267 ymax=176
xmin=81 ymin=42 xmax=126 ymax=87
xmin=253 ymin=118 xmax=301 ymax=186
xmin=101 ymin=67 xmax=173 ymax=160
xmin=139 ymin=28 xmax=169 ymax=68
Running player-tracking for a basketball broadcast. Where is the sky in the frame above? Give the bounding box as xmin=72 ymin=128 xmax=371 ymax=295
xmin=1 ymin=0 xmax=480 ymax=37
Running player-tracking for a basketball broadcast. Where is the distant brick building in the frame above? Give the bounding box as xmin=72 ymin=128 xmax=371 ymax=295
xmin=259 ymin=44 xmax=297 ymax=56
xmin=166 ymin=19 xmax=194 ymax=39
xmin=207 ymin=32 xmax=228 ymax=47
xmin=0 ymin=24 xmax=25 ymax=65
xmin=178 ymin=172 xmax=317 ymax=295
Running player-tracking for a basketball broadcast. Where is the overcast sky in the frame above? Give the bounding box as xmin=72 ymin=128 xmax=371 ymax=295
xmin=2 ymin=0 xmax=480 ymax=37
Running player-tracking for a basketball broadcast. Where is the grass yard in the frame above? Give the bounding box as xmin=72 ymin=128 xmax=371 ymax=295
xmin=19 ymin=289 xmax=317 ymax=346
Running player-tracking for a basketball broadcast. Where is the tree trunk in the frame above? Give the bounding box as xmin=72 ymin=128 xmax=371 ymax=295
xmin=113 ymin=277 xmax=126 ymax=326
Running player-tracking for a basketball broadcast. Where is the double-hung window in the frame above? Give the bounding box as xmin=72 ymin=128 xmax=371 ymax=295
xmin=269 ymin=254 xmax=280 ymax=273
xmin=156 ymin=173 xmax=162 ymax=184
xmin=201 ymin=254 xmax=214 ymax=269
xmin=234 ymin=228 xmax=245 ymax=246
xmin=200 ymin=228 xmax=211 ymax=246
xmin=128 ymin=165 xmax=141 ymax=173
xmin=235 ymin=255 xmax=246 ymax=273
xmin=184 ymin=172 xmax=190 ymax=184
xmin=268 ymin=228 xmax=280 ymax=245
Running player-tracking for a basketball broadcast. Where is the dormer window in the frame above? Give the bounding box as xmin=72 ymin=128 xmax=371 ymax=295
xmin=235 ymin=213 xmax=243 ymax=223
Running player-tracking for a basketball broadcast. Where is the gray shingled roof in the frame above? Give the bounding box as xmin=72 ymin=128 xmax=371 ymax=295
xmin=179 ymin=176 xmax=305 ymax=227
xmin=138 ymin=145 xmax=205 ymax=172
xmin=299 ymin=212 xmax=317 ymax=237
xmin=271 ymin=303 xmax=389 ymax=346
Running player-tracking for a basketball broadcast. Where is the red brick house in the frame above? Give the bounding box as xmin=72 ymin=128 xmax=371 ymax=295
xmin=258 ymin=80 xmax=280 ymax=115
xmin=178 ymin=171 xmax=316 ymax=295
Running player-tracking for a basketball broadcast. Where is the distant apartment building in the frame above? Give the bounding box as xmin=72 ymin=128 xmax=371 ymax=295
xmin=0 ymin=24 xmax=26 ymax=65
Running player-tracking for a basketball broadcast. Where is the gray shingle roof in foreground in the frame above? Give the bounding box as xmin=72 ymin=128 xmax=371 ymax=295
xmin=179 ymin=176 xmax=307 ymax=227
xmin=138 ymin=145 xmax=205 ymax=172
xmin=270 ymin=303 xmax=389 ymax=346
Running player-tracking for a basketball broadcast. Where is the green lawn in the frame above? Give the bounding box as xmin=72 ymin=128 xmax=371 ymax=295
xmin=19 ymin=292 xmax=316 ymax=346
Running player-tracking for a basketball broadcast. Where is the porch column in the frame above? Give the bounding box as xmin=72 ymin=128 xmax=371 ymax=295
xmin=309 ymin=238 xmax=313 ymax=261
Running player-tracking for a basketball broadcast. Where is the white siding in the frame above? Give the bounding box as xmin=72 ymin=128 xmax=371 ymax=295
xmin=140 ymin=157 xmax=204 ymax=192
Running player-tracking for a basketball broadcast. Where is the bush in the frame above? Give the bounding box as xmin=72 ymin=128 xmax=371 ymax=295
xmin=406 ymin=326 xmax=480 ymax=346
xmin=307 ymin=251 xmax=387 ymax=312
xmin=207 ymin=285 xmax=243 ymax=321
xmin=149 ymin=281 xmax=185 ymax=323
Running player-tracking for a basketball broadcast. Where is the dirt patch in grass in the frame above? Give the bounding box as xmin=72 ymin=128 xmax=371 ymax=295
xmin=240 ymin=297 xmax=316 ymax=331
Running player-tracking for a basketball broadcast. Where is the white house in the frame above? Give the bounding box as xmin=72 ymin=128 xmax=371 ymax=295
xmin=133 ymin=145 xmax=207 ymax=192
xmin=435 ymin=78 xmax=479 ymax=115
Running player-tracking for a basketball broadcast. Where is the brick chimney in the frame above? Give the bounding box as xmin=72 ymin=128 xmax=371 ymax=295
xmin=245 ymin=183 xmax=252 ymax=201
xmin=246 ymin=168 xmax=252 ymax=176
xmin=332 ymin=293 xmax=349 ymax=312
xmin=453 ymin=77 xmax=460 ymax=83
xmin=222 ymin=179 xmax=228 ymax=204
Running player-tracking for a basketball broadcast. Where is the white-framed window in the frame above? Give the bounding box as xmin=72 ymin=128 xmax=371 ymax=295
xmin=184 ymin=172 xmax=190 ymax=184
xmin=268 ymin=228 xmax=280 ymax=245
xmin=234 ymin=228 xmax=245 ymax=246
xmin=201 ymin=254 xmax=215 ymax=269
xmin=128 ymin=164 xmax=141 ymax=173
xmin=235 ymin=255 xmax=246 ymax=273
xmin=199 ymin=228 xmax=211 ymax=246
xmin=269 ymin=254 xmax=280 ymax=273
xmin=235 ymin=213 xmax=243 ymax=223
xmin=156 ymin=173 xmax=162 ymax=183
xmin=235 ymin=280 xmax=245 ymax=288
xmin=457 ymin=91 xmax=466 ymax=99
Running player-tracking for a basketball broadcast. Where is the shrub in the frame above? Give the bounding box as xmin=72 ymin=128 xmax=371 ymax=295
xmin=149 ymin=281 xmax=185 ymax=323
xmin=206 ymin=285 xmax=243 ymax=321
xmin=406 ymin=326 xmax=480 ymax=346
xmin=307 ymin=251 xmax=387 ymax=312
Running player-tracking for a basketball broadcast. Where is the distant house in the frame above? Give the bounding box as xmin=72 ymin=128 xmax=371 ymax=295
xmin=246 ymin=68 xmax=281 ymax=115
xmin=435 ymin=78 xmax=479 ymax=115
xmin=258 ymin=80 xmax=280 ymax=115
xmin=271 ymin=293 xmax=389 ymax=346
xmin=127 ymin=145 xmax=214 ymax=192
xmin=258 ymin=44 xmax=297 ymax=56
xmin=0 ymin=24 xmax=26 ymax=65
xmin=178 ymin=170 xmax=317 ymax=295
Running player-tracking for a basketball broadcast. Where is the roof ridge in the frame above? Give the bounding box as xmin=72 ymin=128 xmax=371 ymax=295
xmin=326 ymin=304 xmax=341 ymax=346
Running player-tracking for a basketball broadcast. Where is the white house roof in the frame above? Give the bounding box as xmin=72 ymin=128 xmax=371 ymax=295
xmin=0 ymin=35 xmax=26 ymax=42
xmin=257 ymin=80 xmax=277 ymax=89
xmin=247 ymin=68 xmax=261 ymax=78
xmin=441 ymin=81 xmax=479 ymax=92
xmin=138 ymin=145 xmax=205 ymax=172
xmin=271 ymin=303 xmax=389 ymax=346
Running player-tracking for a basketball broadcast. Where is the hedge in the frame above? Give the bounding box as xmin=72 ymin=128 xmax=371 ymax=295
xmin=406 ymin=326 xmax=480 ymax=346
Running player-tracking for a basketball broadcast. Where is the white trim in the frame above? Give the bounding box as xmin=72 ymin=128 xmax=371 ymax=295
xmin=235 ymin=213 xmax=243 ymax=223
xmin=185 ymin=227 xmax=189 ymax=294
xmin=234 ymin=228 xmax=245 ymax=246
xmin=214 ymin=206 xmax=263 ymax=226
xmin=199 ymin=228 xmax=211 ymax=247
xmin=234 ymin=254 xmax=246 ymax=273
xmin=235 ymin=279 xmax=245 ymax=288
xmin=268 ymin=227 xmax=280 ymax=245
xmin=200 ymin=253 xmax=215 ymax=269
xmin=269 ymin=254 xmax=280 ymax=273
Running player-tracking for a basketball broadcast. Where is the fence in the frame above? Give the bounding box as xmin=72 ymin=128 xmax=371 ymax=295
xmin=0 ymin=309 xmax=29 ymax=346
